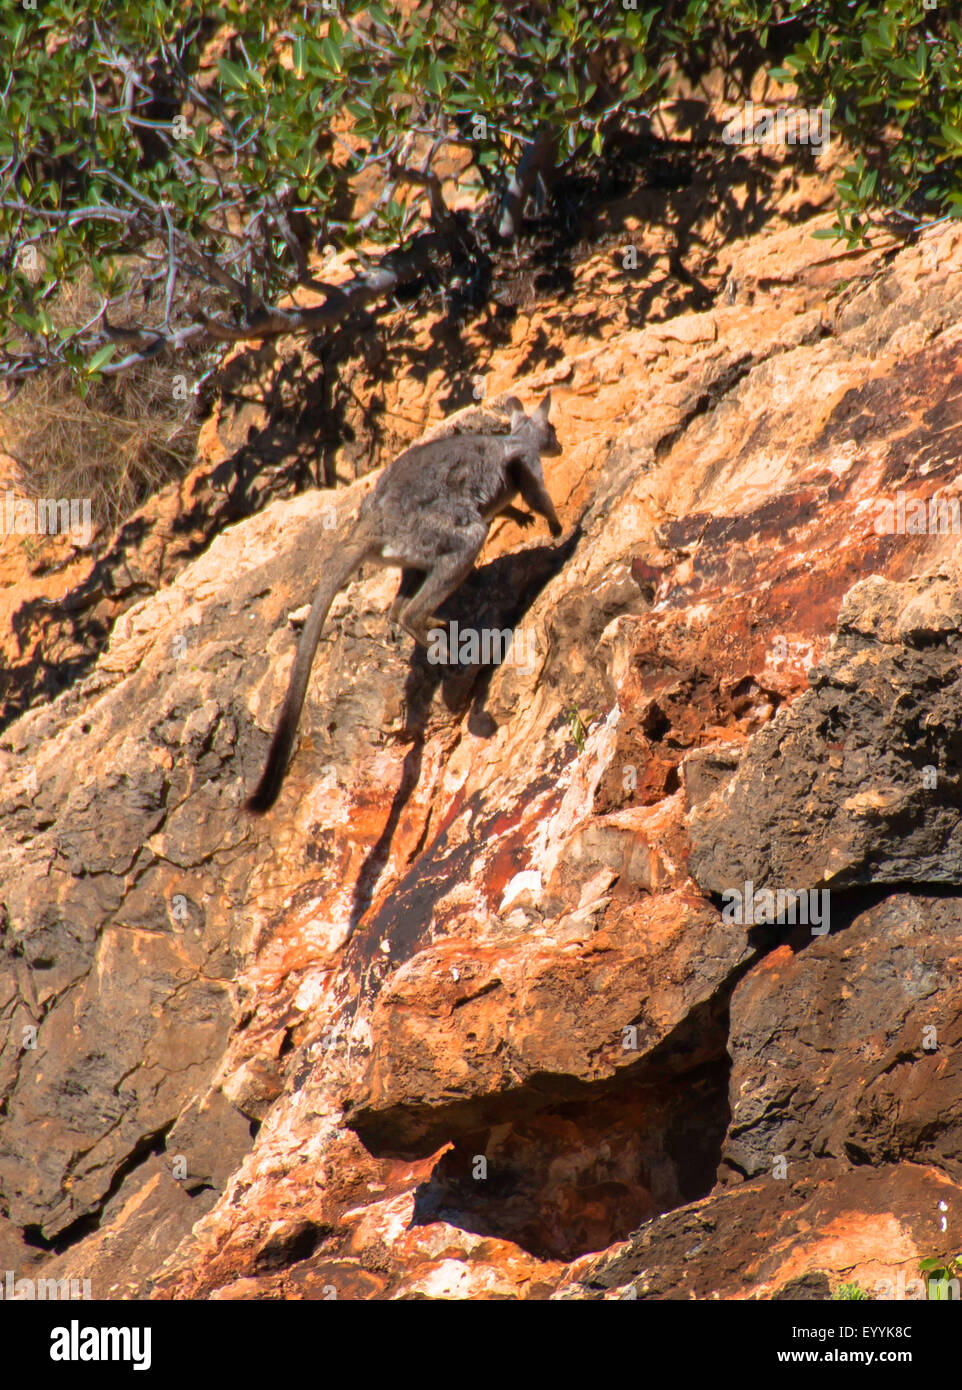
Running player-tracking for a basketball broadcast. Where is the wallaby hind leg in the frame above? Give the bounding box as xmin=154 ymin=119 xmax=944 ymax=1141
xmin=399 ymin=522 xmax=488 ymax=646
xmin=388 ymin=567 xmax=425 ymax=627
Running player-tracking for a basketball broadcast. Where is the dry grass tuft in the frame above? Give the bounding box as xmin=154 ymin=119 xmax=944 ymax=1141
xmin=1 ymin=264 xmax=209 ymax=543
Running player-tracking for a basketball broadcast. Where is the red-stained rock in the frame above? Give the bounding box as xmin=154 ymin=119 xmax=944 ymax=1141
xmin=690 ymin=570 xmax=962 ymax=894
xmin=345 ymin=888 xmax=749 ymax=1157
xmin=720 ymin=893 xmax=962 ymax=1184
xmin=558 ymin=1163 xmax=960 ymax=1301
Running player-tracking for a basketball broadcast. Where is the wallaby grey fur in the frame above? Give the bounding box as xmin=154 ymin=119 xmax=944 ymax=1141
xmin=245 ymin=392 xmax=562 ymax=813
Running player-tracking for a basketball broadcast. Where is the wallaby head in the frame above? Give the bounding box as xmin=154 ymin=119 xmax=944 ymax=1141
xmin=504 ymin=392 xmax=562 ymax=457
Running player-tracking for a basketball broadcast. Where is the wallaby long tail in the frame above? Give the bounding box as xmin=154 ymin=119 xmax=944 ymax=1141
xmin=245 ymin=531 xmax=373 ymax=814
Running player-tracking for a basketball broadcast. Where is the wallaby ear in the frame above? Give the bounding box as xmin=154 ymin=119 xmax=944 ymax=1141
xmin=534 ymin=391 xmax=552 ymax=421
xmin=503 ymin=396 xmax=527 ymax=431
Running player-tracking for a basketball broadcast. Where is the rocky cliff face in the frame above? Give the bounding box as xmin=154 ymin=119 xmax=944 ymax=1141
xmin=2 ymin=205 xmax=962 ymax=1300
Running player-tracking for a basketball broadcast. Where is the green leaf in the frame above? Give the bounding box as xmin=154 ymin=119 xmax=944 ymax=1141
xmin=217 ymin=57 xmax=249 ymax=91
xmin=367 ymin=4 xmax=392 ymax=30
xmin=320 ymin=35 xmax=343 ymax=73
xmin=888 ymin=58 xmax=918 ymax=82
xmin=427 ymin=60 xmax=446 ymax=97
xmin=86 ymin=343 xmax=117 ymax=373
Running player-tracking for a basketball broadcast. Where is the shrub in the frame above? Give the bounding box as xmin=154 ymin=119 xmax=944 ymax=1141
xmin=1 ymin=0 xmax=959 ymax=389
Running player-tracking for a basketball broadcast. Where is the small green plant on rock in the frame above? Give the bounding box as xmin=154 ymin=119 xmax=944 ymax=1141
xmin=566 ymin=707 xmax=593 ymax=753
xmin=919 ymin=1255 xmax=962 ymax=1300
xmin=832 ymin=1280 xmax=871 ymax=1300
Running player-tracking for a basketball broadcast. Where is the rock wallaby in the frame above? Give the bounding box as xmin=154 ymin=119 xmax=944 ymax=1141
xmin=245 ymin=393 xmax=563 ymax=813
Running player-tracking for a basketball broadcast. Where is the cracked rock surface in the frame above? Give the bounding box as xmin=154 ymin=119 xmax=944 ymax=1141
xmin=3 ymin=203 xmax=962 ymax=1299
